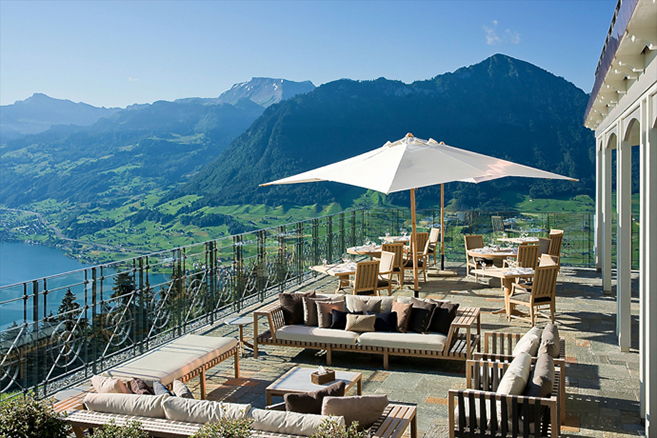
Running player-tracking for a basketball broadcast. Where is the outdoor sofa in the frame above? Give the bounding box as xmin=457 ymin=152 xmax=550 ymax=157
xmin=64 ymin=396 xmax=417 ymax=438
xmin=253 ymin=293 xmax=481 ymax=369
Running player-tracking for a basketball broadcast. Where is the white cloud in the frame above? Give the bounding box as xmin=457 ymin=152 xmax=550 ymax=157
xmin=128 ymin=77 xmax=138 ymax=82
xmin=483 ymin=21 xmax=520 ymax=46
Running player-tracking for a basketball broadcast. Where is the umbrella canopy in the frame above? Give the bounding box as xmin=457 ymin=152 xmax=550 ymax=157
xmin=263 ymin=135 xmax=576 ymax=194
xmin=261 ymin=133 xmax=576 ymax=292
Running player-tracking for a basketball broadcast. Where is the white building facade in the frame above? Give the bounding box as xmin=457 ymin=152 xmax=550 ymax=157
xmin=584 ymin=0 xmax=657 ymax=435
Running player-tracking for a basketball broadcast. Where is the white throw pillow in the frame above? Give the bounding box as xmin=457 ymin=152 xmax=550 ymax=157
xmin=251 ymin=408 xmax=344 ymax=436
xmin=162 ymin=397 xmax=250 ymax=423
xmin=512 ymin=327 xmax=542 ymax=357
xmin=83 ymin=393 xmax=168 ymax=418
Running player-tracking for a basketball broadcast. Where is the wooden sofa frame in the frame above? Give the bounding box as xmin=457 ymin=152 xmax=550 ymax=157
xmin=53 ymin=342 xmax=240 ymax=412
xmin=64 ymin=402 xmax=417 ymax=438
xmin=253 ymin=302 xmax=481 ymax=369
xmin=448 ymin=359 xmax=562 ymax=438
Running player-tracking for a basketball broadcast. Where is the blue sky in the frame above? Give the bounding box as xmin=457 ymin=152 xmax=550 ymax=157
xmin=1 ymin=0 xmax=617 ymax=108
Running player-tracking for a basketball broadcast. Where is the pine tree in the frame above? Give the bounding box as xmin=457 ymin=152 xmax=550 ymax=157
xmin=56 ymin=289 xmax=87 ymax=331
xmin=112 ymin=272 xmax=136 ymax=305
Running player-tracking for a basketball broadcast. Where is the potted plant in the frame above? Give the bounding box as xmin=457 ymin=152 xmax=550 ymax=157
xmin=89 ymin=421 xmax=149 ymax=438
xmin=191 ymin=417 xmax=254 ymax=438
xmin=0 ymin=396 xmax=68 ymax=438
xmin=310 ymin=419 xmax=367 ymax=438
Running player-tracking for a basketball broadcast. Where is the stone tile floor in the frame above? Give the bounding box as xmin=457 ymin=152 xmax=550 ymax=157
xmin=181 ymin=263 xmax=644 ymax=437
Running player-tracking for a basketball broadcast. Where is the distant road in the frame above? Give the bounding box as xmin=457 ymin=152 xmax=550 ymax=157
xmin=1 ymin=207 xmax=132 ymax=252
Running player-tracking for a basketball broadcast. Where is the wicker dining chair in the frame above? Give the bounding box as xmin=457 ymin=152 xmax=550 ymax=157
xmin=376 ymin=251 xmax=395 ymax=296
xmin=548 ymin=229 xmax=564 ymax=257
xmin=404 ymin=232 xmax=429 ymax=283
xmin=382 ymin=243 xmax=405 ymax=287
xmin=350 ymin=260 xmax=380 ymax=295
xmin=508 ymin=262 xmax=560 ymax=326
xmin=426 ymin=227 xmax=440 ymax=266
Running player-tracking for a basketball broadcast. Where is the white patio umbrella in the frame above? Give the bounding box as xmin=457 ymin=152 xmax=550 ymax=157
xmin=261 ymin=133 xmax=576 ymax=292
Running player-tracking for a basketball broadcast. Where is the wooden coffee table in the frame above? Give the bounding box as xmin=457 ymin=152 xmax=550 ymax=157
xmin=265 ymin=366 xmax=362 ymax=405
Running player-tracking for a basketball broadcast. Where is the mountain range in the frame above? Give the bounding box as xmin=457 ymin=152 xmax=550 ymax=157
xmin=0 ymin=78 xmax=316 ymax=207
xmin=172 ymin=54 xmax=593 ymax=211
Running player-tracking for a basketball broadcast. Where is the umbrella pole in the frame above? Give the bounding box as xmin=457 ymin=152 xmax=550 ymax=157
xmin=411 ymin=188 xmax=419 ymax=297
xmin=441 ymin=183 xmax=445 ymax=271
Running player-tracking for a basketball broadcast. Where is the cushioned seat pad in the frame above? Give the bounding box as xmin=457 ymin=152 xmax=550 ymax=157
xmin=357 ymin=331 xmax=447 ymax=352
xmin=511 ymin=292 xmax=551 ymax=303
xmin=103 ymin=334 xmax=237 ymax=386
xmin=275 ymin=325 xmax=359 ymax=345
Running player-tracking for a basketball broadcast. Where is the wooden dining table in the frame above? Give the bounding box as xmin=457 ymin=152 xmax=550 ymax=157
xmin=472 ymin=267 xmax=534 ymax=317
xmin=311 ymin=262 xmax=357 ymax=292
xmin=467 ymin=247 xmax=517 ymax=268
xmin=347 ymin=245 xmax=382 ymax=259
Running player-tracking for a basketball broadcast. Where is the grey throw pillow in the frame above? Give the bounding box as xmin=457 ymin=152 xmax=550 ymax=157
xmin=152 ymin=381 xmax=172 ymax=396
xmin=284 ymin=380 xmax=346 ymax=414
xmin=524 ymin=353 xmax=555 ymax=398
xmin=540 ymin=323 xmax=560 ymax=358
xmin=351 ymin=298 xmax=382 ymax=314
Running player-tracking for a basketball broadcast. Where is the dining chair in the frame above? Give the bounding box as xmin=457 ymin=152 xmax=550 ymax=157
xmin=382 ymin=243 xmax=405 ymax=287
xmin=504 ymin=243 xmax=539 ymax=270
xmin=508 ymin=262 xmax=559 ymax=326
xmin=426 ymin=227 xmax=440 ymax=266
xmin=537 ymin=237 xmax=551 ymax=256
xmin=376 ymin=251 xmax=395 ymax=296
xmin=404 ymin=232 xmax=429 ymax=283
xmin=464 ymin=234 xmax=485 ymax=281
xmin=350 ymin=260 xmax=380 ymax=295
xmin=491 ymin=215 xmax=504 ymax=238
xmin=548 ymin=229 xmax=564 ymax=257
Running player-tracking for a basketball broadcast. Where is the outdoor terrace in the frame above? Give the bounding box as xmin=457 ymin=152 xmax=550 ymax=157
xmin=151 ymin=262 xmax=641 ymax=438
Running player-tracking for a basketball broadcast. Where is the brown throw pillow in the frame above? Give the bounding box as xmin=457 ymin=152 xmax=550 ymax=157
xmin=351 ymin=298 xmax=382 ymax=314
xmin=284 ymin=380 xmax=346 ymax=414
xmin=407 ymin=297 xmax=437 ymax=333
xmin=540 ymin=323 xmax=561 ymax=358
xmin=391 ymin=301 xmax=412 ymax=333
xmin=130 ymin=378 xmax=154 ymax=395
xmin=304 ymin=296 xmax=344 ymax=326
xmin=279 ymin=291 xmax=315 ymax=325
xmin=428 ymin=302 xmax=460 ymax=335
xmin=321 ymin=395 xmax=389 ymax=430
xmin=344 ymin=314 xmax=376 ymax=332
xmin=316 ymin=300 xmax=345 ymax=328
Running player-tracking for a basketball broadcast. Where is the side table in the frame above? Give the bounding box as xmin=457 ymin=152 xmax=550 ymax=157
xmin=225 ymin=316 xmax=254 ymax=357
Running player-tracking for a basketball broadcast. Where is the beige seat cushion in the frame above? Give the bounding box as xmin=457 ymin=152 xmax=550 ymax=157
xmin=275 ymin=325 xmax=360 ymax=345
xmin=103 ymin=334 xmax=237 ymax=386
xmin=252 ymin=408 xmax=344 ymax=436
xmin=90 ymin=375 xmax=131 ymax=394
xmin=83 ymin=393 xmax=169 ymax=418
xmin=162 ymin=398 xmax=250 ymax=423
xmin=357 ymin=331 xmax=446 ymax=352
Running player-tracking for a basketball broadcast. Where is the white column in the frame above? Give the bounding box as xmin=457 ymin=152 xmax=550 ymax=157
xmin=617 ymin=125 xmax=632 ymax=353
xmin=639 ymin=99 xmax=646 ymax=420
xmin=602 ymin=139 xmax=613 ymax=292
xmin=595 ymin=139 xmax=603 ymax=271
xmin=645 ymin=100 xmax=657 ymax=438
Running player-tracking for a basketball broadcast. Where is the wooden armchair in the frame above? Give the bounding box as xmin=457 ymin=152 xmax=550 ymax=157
xmin=537 ymin=238 xmax=551 ymax=256
xmin=504 ymin=243 xmax=539 ymax=269
xmin=382 ymin=243 xmax=405 ymax=287
xmin=464 ymin=234 xmax=487 ymax=281
xmin=426 ymin=227 xmax=441 ymax=266
xmin=404 ymin=232 xmax=429 ymax=283
xmin=376 ymin=251 xmax=395 ymax=296
xmin=508 ymin=263 xmax=559 ymax=325
xmin=350 ymin=260 xmax=380 ymax=295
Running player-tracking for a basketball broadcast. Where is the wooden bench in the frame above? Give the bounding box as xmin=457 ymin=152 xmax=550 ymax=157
xmin=253 ymin=302 xmax=480 ymax=370
xmin=64 ymin=402 xmax=417 ymax=438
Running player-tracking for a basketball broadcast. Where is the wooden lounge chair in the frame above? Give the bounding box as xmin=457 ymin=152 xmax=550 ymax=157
xmin=376 ymin=251 xmax=395 ymax=296
xmin=382 ymin=243 xmax=405 ymax=287
xmin=64 ymin=402 xmax=418 ymax=438
xmin=350 ymin=260 xmax=380 ymax=295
